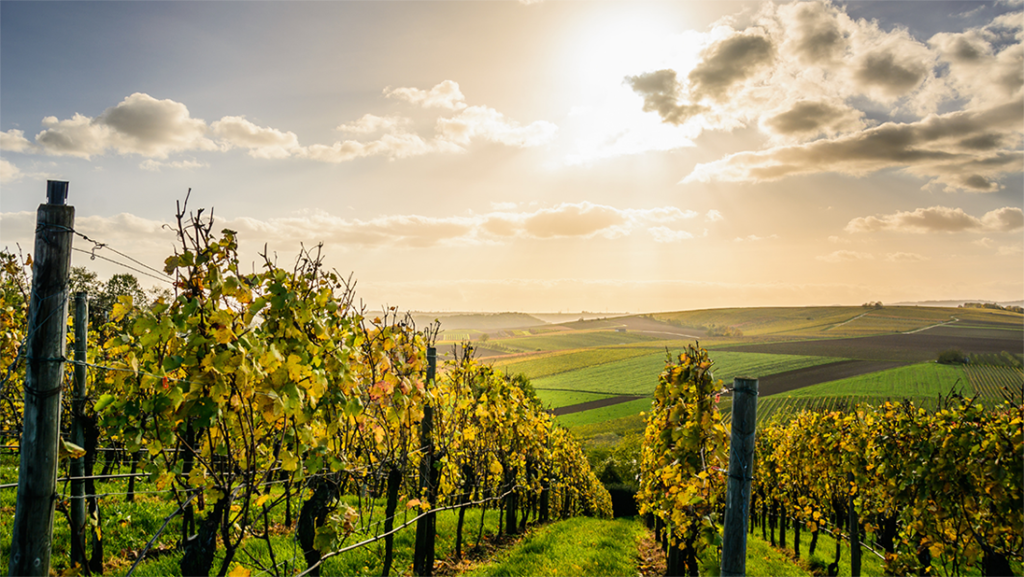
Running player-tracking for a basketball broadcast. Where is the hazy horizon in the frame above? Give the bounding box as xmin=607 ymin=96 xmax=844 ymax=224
xmin=2 ymin=1 xmax=1022 ymax=312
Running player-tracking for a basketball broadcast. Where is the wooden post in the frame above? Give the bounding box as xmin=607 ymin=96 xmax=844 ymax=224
xmin=720 ymin=377 xmax=758 ymax=577
xmin=849 ymin=472 xmax=861 ymax=577
xmin=413 ymin=346 xmax=437 ymax=576
xmin=9 ymin=181 xmax=75 ymax=577
xmin=70 ymin=292 xmax=88 ymax=570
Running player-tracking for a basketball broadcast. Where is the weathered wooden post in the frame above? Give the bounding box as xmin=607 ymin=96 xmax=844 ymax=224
xmin=721 ymin=377 xmax=758 ymax=577
xmin=849 ymin=472 xmax=861 ymax=577
xmin=9 ymin=181 xmax=75 ymax=577
xmin=413 ymin=346 xmax=438 ymax=576
xmin=70 ymin=292 xmax=88 ymax=570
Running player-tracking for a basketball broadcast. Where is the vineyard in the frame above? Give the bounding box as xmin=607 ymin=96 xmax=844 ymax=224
xmin=0 ymin=203 xmax=611 ymax=577
xmin=638 ymin=344 xmax=1023 ymax=577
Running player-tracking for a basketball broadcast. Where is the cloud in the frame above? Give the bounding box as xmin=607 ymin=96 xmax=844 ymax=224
xmin=618 ymin=2 xmax=1022 ymax=188
xmin=688 ymin=29 xmax=776 ymax=102
xmin=761 ymin=99 xmax=865 ymax=138
xmin=436 ymin=106 xmax=558 ymax=147
xmin=683 ymin=100 xmax=1023 ymax=192
xmin=139 ymin=158 xmax=208 ymax=172
xmin=846 ymin=206 xmax=1024 ymax=234
xmin=705 ymin=209 xmax=724 ymax=222
xmin=884 ymin=252 xmax=929 ymax=262
xmin=210 ymin=116 xmax=301 ymax=159
xmin=30 ymin=93 xmax=218 ymax=159
xmin=384 ymin=80 xmax=467 ymax=110
xmin=625 ymin=70 xmax=705 ymax=126
xmin=300 ymin=133 xmax=462 ymax=163
xmin=0 ymin=159 xmax=22 ymax=184
xmin=973 ymin=237 xmax=995 ymax=248
xmin=220 ymin=203 xmax=703 ymax=248
xmin=817 ymin=250 xmax=874 ymax=262
xmin=733 ymin=234 xmax=777 ymax=242
xmin=336 ymin=114 xmax=411 ymax=135
xmin=6 ymin=84 xmax=555 ymax=167
xmin=1 ymin=129 xmax=35 ymax=153
xmin=997 ymin=244 xmax=1023 ymax=256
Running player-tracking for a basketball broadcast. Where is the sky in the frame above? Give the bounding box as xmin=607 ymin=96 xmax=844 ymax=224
xmin=1 ymin=0 xmax=1022 ymax=313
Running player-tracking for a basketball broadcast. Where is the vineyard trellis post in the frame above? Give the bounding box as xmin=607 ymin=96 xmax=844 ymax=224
xmin=413 ymin=345 xmax=438 ymax=576
xmin=720 ymin=376 xmax=758 ymax=577
xmin=9 ymin=180 xmax=75 ymax=577
xmin=70 ymin=291 xmax=88 ymax=570
xmin=848 ymin=471 xmax=861 ymax=577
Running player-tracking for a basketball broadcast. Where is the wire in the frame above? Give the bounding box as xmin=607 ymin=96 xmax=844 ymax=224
xmin=72 ymin=230 xmax=170 ymax=280
xmin=71 ymin=248 xmax=174 ymax=286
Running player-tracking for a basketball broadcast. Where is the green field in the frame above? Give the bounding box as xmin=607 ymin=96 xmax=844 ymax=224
xmin=493 ymin=331 xmax=663 ymax=353
xmin=536 ymin=389 xmax=616 ymax=409
xmin=775 ymin=362 xmax=970 ymax=399
xmin=494 ymin=346 xmax=657 ymax=380
xmin=964 ymin=364 xmax=1024 ymax=402
xmin=555 ymin=397 xmax=653 ymax=428
xmin=751 ymin=395 xmax=942 ymax=426
xmin=533 ymin=351 xmax=838 ymax=397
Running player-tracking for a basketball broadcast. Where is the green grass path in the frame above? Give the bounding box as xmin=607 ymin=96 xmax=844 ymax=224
xmin=465 ymin=517 xmax=644 ymax=577
xmin=464 ymin=517 xmax=813 ymax=577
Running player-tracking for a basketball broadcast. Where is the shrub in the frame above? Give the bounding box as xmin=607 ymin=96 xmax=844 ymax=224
xmin=937 ymin=348 xmax=968 ymax=365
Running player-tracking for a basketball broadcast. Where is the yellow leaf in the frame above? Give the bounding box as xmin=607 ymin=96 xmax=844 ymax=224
xmin=58 ymin=438 xmax=86 ymax=462
xmin=227 ymin=564 xmax=251 ymax=577
xmin=256 ymin=494 xmax=271 ymax=508
xmin=280 ymin=448 xmax=299 ymax=472
xmin=406 ymin=498 xmax=421 ymax=509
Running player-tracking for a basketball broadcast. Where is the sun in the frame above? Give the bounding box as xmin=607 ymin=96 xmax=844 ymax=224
xmin=562 ymin=3 xmax=703 ymax=93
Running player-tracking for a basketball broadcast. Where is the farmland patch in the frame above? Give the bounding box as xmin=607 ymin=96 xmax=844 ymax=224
xmin=776 ymin=362 xmax=970 ymax=399
xmin=964 ymin=365 xmax=1024 ymax=402
xmin=755 ymin=360 xmax=905 ymax=396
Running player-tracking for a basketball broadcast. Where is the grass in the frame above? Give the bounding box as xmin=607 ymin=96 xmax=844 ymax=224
xmin=569 ymin=412 xmax=647 ymax=439
xmin=493 ymin=331 xmax=663 ymax=353
xmin=775 ymin=362 xmax=970 ymax=399
xmin=556 ymin=398 xmax=653 ymax=428
xmin=652 ymin=307 xmax=864 ymax=337
xmin=534 ymin=351 xmax=837 ymax=397
xmin=0 ymin=449 xmax=508 ymax=577
xmin=465 ymin=516 xmax=646 ymax=577
xmin=963 ymin=365 xmax=1024 ymax=402
xmin=750 ymin=395 xmax=942 ymax=426
xmin=536 ymin=389 xmax=616 ymax=409
xmin=492 ymin=346 xmax=657 ymax=380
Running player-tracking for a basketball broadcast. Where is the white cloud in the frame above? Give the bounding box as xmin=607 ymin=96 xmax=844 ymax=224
xmin=0 ymin=159 xmax=22 ymax=184
xmin=384 ymin=80 xmax=468 ymax=110
xmin=705 ymin=209 xmax=724 ymax=222
xmin=973 ymin=237 xmax=995 ymax=247
xmin=300 ymin=133 xmax=463 ymax=163
xmin=31 ymin=93 xmax=218 ymax=159
xmin=997 ymin=244 xmax=1023 ymax=256
xmin=211 ymin=116 xmax=301 ymax=159
xmin=649 ymin=227 xmax=695 ymax=242
xmin=336 ymin=114 xmax=411 ymax=135
xmin=733 ymin=234 xmax=777 ymax=242
xmin=436 ymin=106 xmax=558 ymax=148
xmin=817 ymin=250 xmax=874 ymax=262
xmin=619 ymin=2 xmax=1023 ymax=189
xmin=7 ymin=85 xmax=557 ymax=168
xmin=884 ymin=252 xmax=929 ymax=262
xmin=846 ymin=206 xmax=1024 ymax=234
xmin=139 ymin=158 xmax=208 ymax=172
xmin=221 ymin=202 xmax=701 ymax=248
xmin=1 ymin=129 xmax=35 ymax=153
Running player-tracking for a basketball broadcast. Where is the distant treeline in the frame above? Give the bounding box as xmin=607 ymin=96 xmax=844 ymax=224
xmin=959 ymin=302 xmax=1024 ymax=314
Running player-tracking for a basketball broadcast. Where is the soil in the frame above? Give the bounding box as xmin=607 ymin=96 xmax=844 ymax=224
xmin=721 ymin=330 xmax=1023 ymax=362
xmin=552 ymin=395 xmax=646 ymax=416
xmin=756 ymin=360 xmax=907 ymax=396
